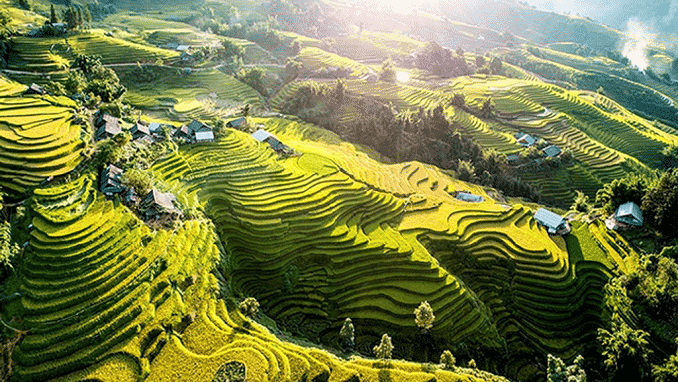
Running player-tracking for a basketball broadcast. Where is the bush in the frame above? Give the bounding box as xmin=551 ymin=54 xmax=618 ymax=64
xmin=440 ymin=350 xmax=455 ymax=369
xmin=238 ymin=297 xmax=259 ymax=318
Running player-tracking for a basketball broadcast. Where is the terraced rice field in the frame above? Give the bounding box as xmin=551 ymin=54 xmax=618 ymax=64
xmin=8 ymin=33 xmax=179 ymax=75
xmin=441 ymin=76 xmax=666 ymax=201
xmin=297 ymin=47 xmax=371 ymax=77
xmin=120 ymin=68 xmax=263 ymax=120
xmin=0 ymin=76 xmax=84 ymax=194
xmin=150 ymin=117 xmax=628 ymax=378
xmin=11 ymin=146 xmax=508 ymax=382
xmin=332 ymin=31 xmax=426 ymax=63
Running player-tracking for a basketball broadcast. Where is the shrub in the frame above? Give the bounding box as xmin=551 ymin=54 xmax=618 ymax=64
xmin=238 ymin=297 xmax=259 ymax=318
xmin=440 ymin=350 xmax=455 ymax=370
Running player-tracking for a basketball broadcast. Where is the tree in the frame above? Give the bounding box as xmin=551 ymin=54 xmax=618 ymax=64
xmin=598 ymin=313 xmax=652 ymax=377
xmin=221 ymin=40 xmax=245 ymax=59
xmin=0 ymin=221 xmax=19 ymax=280
xmin=547 ymin=354 xmax=587 ymax=382
xmin=642 ymin=169 xmax=678 ymax=239
xmin=18 ymin=0 xmax=31 ymax=11
xmin=380 ymin=58 xmax=396 ymax=82
xmin=661 ymin=144 xmax=678 ymax=169
xmin=450 ymin=93 xmax=466 ymax=108
xmin=480 ymin=98 xmax=493 ymax=118
xmin=50 ymin=5 xmax=59 ymax=24
xmin=0 ymin=10 xmax=10 ymax=27
xmin=595 ymin=174 xmax=648 ymax=214
xmin=457 ymin=159 xmax=476 ymax=182
xmin=414 ymin=301 xmax=435 ymax=331
xmin=238 ymin=297 xmax=259 ymax=318
xmin=654 ymin=351 xmax=678 ymax=382
xmin=338 ymin=318 xmax=355 ymax=352
xmin=236 ymin=67 xmax=267 ymax=96
xmin=440 ymin=350 xmax=456 ymax=370
xmin=121 ymin=168 xmax=154 ymax=196
xmin=571 ymin=190 xmax=591 ymax=213
xmin=490 ymin=57 xmax=503 ymax=75
xmin=373 ymin=333 xmax=393 ymax=360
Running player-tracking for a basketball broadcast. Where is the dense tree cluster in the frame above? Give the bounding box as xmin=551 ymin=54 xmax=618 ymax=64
xmin=414 ymin=41 xmax=471 ymax=78
xmin=236 ymin=66 xmax=267 ymax=96
xmin=598 ymin=251 xmax=678 ymax=381
xmin=217 ymin=20 xmax=284 ymax=51
xmin=264 ymin=0 xmax=347 ymax=38
xmin=47 ymin=54 xmax=125 ymax=105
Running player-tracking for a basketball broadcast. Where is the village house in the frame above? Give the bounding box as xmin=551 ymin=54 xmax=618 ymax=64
xmin=130 ymin=122 xmax=151 ymax=141
xmin=516 ymin=133 xmax=536 ymax=147
xmin=173 ymin=125 xmax=192 ymax=142
xmin=195 ymin=131 xmax=215 ymax=143
xmin=606 ymin=201 xmax=644 ymax=230
xmin=187 ymin=119 xmax=212 ymax=134
xmin=95 ymin=112 xmax=121 ymax=141
xmin=226 ymin=117 xmax=247 ymax=129
xmin=534 ymin=208 xmax=570 ymax=235
xmin=140 ymin=189 xmax=181 ymax=220
xmin=23 ymin=83 xmax=46 ymax=96
xmin=455 ymin=192 xmax=484 ymax=203
xmin=252 ymin=129 xmax=293 ymax=155
xmin=542 ymin=145 xmax=561 ymax=157
xmin=99 ymin=165 xmax=124 ymax=197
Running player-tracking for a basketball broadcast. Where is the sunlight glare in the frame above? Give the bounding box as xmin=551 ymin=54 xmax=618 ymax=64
xmin=396 ymin=71 xmax=410 ymax=83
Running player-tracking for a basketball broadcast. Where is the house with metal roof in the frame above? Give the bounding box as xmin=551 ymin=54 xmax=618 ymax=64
xmin=195 ymin=131 xmax=215 ymax=143
xmin=173 ymin=125 xmax=192 ymax=142
xmin=226 ymin=117 xmax=247 ymax=129
xmin=615 ymin=202 xmax=643 ymax=227
xmin=187 ymin=120 xmax=212 ymax=134
xmin=252 ymin=129 xmax=292 ymax=155
xmin=516 ymin=134 xmax=536 ymax=147
xmin=534 ymin=208 xmax=569 ymax=235
xmin=456 ymin=192 xmax=484 ymax=203
xmin=252 ymin=129 xmax=278 ymax=143
xmin=542 ymin=145 xmax=561 ymax=157
xmin=23 ymin=83 xmax=46 ymax=96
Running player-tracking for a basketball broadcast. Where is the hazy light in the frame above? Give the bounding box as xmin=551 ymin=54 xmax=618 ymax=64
xmin=622 ymin=18 xmax=655 ymax=71
xmin=396 ymin=71 xmax=410 ymax=83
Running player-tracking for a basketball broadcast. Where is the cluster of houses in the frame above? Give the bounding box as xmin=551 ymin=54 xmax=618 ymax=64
xmin=93 ymin=111 xmax=215 ymax=144
xmin=534 ymin=201 xmax=644 ymax=236
xmin=99 ymin=164 xmax=181 ymax=220
xmin=507 ymin=132 xmax=562 ymax=167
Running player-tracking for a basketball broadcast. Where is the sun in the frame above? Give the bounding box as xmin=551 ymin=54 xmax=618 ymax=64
xmin=396 ymin=71 xmax=410 ymax=83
